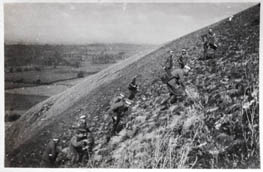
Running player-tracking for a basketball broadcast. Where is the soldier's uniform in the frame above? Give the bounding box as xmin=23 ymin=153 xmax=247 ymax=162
xmin=109 ymin=94 xmax=129 ymax=134
xmin=81 ymin=130 xmax=95 ymax=162
xmin=128 ymin=77 xmax=138 ymax=100
xmin=202 ymin=29 xmax=217 ymax=58
xmin=40 ymin=139 xmax=60 ymax=167
xmin=164 ymin=51 xmax=174 ymax=77
xmin=75 ymin=116 xmax=95 ymax=163
xmin=160 ymin=68 xmax=186 ymax=108
xmin=176 ymin=50 xmax=188 ymax=69
xmin=69 ymin=131 xmax=87 ymax=164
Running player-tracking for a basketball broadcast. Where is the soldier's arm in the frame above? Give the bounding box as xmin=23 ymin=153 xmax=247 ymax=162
xmin=71 ymin=137 xmax=83 ymax=147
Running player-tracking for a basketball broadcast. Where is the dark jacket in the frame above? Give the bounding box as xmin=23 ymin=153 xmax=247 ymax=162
xmin=41 ymin=140 xmax=59 ymax=166
xmin=128 ymin=78 xmax=138 ymax=92
xmin=176 ymin=54 xmax=188 ymax=69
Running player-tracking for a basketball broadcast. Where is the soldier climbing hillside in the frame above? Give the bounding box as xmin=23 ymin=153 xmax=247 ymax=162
xmin=201 ymin=28 xmax=218 ymax=59
xmin=40 ymin=138 xmax=60 ymax=168
xmin=160 ymin=55 xmax=191 ymax=109
xmin=77 ymin=115 xmax=95 ymax=162
xmin=128 ymin=76 xmax=138 ymax=100
xmin=68 ymin=125 xmax=94 ymax=165
xmin=175 ymin=49 xmax=188 ymax=69
xmin=164 ymin=50 xmax=174 ymax=77
xmin=108 ymin=93 xmax=130 ymax=135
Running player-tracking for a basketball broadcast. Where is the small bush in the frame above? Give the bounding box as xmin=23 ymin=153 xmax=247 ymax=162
xmin=35 ymin=79 xmax=42 ymax=84
xmin=16 ymin=67 xmax=22 ymax=72
xmin=35 ymin=66 xmax=41 ymax=71
xmin=77 ymin=71 xmax=85 ymax=78
xmin=23 ymin=67 xmax=30 ymax=71
xmin=5 ymin=113 xmax=21 ymax=122
xmin=16 ymin=78 xmax=24 ymax=83
xmin=9 ymin=68 xmax=14 ymax=73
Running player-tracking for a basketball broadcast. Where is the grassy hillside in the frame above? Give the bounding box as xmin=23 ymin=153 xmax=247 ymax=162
xmin=5 ymin=4 xmax=259 ymax=168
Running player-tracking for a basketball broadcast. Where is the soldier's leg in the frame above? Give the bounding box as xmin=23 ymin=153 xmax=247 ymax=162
xmin=72 ymin=151 xmax=80 ymax=164
xmin=112 ymin=114 xmax=119 ymax=135
xmin=40 ymin=160 xmax=46 ymax=167
xmin=170 ymin=94 xmax=177 ymax=104
xmin=128 ymin=90 xmax=136 ymax=100
xmin=209 ymin=43 xmax=217 ymax=58
xmin=203 ymin=43 xmax=208 ymax=59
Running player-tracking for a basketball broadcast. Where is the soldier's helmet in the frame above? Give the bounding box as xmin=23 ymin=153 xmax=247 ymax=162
xmin=125 ymin=99 xmax=132 ymax=106
xmin=119 ymin=93 xmax=125 ymax=99
xmin=169 ymin=50 xmax=174 ymax=54
xmin=80 ymin=115 xmax=86 ymax=120
xmin=52 ymin=138 xmax=60 ymax=143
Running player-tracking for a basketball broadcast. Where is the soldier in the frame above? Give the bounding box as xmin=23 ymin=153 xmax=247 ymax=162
xmin=109 ymin=93 xmax=129 ymax=134
xmin=81 ymin=128 xmax=95 ymax=163
xmin=176 ymin=49 xmax=188 ymax=69
xmin=128 ymin=76 xmax=138 ymax=100
xmin=164 ymin=50 xmax=174 ymax=77
xmin=69 ymin=129 xmax=88 ymax=164
xmin=78 ymin=115 xmax=89 ymax=132
xmin=40 ymin=138 xmax=60 ymax=167
xmin=202 ymin=28 xmax=218 ymax=59
xmin=160 ymin=68 xmax=187 ymax=110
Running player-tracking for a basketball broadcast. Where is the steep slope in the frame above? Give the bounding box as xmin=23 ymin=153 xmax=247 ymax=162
xmin=95 ymin=4 xmax=260 ymax=168
xmin=5 ymin=4 xmax=259 ymax=168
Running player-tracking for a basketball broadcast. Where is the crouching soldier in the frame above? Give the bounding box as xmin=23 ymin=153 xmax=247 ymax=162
xmin=109 ymin=93 xmax=129 ymax=135
xmin=128 ymin=76 xmax=138 ymax=100
xmin=69 ymin=129 xmax=88 ymax=164
xmin=40 ymin=138 xmax=60 ymax=167
xmin=81 ymin=128 xmax=95 ymax=163
xmin=160 ymin=68 xmax=188 ymax=110
xmin=201 ymin=28 xmax=218 ymax=59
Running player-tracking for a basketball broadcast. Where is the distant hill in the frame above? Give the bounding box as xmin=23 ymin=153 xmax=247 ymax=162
xmin=5 ymin=4 xmax=259 ymax=168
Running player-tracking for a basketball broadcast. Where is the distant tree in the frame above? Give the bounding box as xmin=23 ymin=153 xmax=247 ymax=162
xmin=53 ymin=51 xmax=61 ymax=68
xmin=9 ymin=67 xmax=13 ymax=73
xmin=74 ymin=62 xmax=81 ymax=68
xmin=35 ymin=66 xmax=41 ymax=71
xmin=24 ymin=67 xmax=30 ymax=72
xmin=16 ymin=67 xmax=22 ymax=72
xmin=5 ymin=113 xmax=21 ymax=122
xmin=35 ymin=79 xmax=42 ymax=84
xmin=91 ymin=53 xmax=116 ymax=64
xmin=17 ymin=78 xmax=24 ymax=83
xmin=117 ymin=52 xmax=126 ymax=60
xmin=77 ymin=71 xmax=85 ymax=78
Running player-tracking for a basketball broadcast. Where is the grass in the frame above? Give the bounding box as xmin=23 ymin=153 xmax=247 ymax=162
xmin=5 ymin=4 xmax=259 ymax=168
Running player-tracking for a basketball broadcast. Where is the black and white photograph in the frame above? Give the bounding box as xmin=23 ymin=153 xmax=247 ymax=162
xmin=1 ymin=0 xmax=261 ymax=169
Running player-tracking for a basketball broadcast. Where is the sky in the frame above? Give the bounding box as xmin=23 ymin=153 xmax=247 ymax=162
xmin=4 ymin=2 xmax=256 ymax=45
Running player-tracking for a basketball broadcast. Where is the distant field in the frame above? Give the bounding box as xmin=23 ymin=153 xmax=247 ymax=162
xmin=4 ymin=63 xmax=110 ymax=89
xmin=5 ymin=93 xmax=48 ymax=111
xmin=5 ymin=84 xmax=70 ymax=97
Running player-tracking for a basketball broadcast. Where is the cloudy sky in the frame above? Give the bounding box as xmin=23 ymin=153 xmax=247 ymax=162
xmin=4 ymin=2 xmax=256 ymax=45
